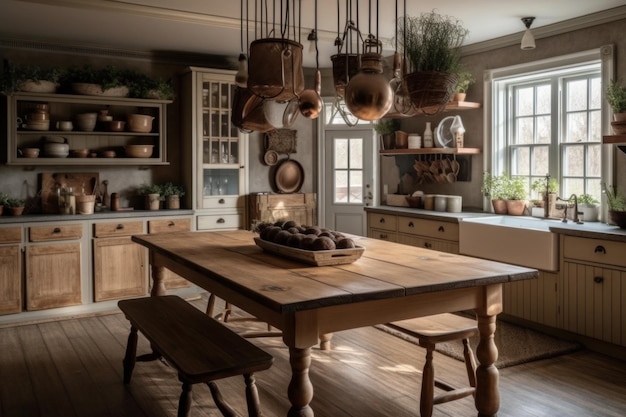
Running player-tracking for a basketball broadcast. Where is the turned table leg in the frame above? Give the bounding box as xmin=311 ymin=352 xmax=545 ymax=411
xmin=287 ymin=347 xmax=314 ymax=417
xmin=474 ymin=313 xmax=499 ymax=417
xmin=150 ymin=264 xmax=167 ymax=297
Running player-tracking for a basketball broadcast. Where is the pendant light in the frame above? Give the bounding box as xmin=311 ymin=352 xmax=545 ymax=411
xmin=298 ymin=0 xmax=323 ymax=119
xmin=344 ymin=0 xmax=392 ymax=121
xmin=234 ymin=0 xmax=248 ymax=87
xmin=520 ymin=17 xmax=536 ymax=50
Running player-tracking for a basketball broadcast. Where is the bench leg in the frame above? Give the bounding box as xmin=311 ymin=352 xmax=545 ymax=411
xmin=123 ymin=326 xmax=138 ymax=384
xmin=420 ymin=344 xmax=435 ymax=417
xmin=244 ymin=373 xmax=263 ymax=417
xmin=178 ymin=380 xmax=193 ymax=417
xmin=207 ymin=381 xmax=240 ymax=417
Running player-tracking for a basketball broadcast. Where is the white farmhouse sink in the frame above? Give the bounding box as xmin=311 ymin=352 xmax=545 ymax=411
xmin=459 ymin=216 xmax=559 ymax=271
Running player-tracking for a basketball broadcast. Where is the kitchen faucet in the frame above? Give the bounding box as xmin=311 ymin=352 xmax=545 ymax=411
xmin=557 ymin=194 xmax=584 ymax=224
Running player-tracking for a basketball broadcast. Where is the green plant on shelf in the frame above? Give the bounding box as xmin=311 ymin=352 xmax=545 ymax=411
xmin=160 ymin=182 xmax=185 ymax=197
xmin=137 ymin=184 xmax=162 ymax=196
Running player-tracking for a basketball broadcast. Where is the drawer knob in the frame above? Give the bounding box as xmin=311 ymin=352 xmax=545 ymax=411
xmin=168 ymin=221 xmax=175 ymax=227
xmin=408 ymin=221 xmax=414 ymax=228
xmin=594 ymin=245 xmax=606 ymax=254
xmin=381 ymin=234 xmax=387 ymax=239
xmin=379 ymin=218 xmax=385 ymax=223
xmin=53 ymin=227 xmax=61 ymax=233
xmin=217 ymin=218 xmax=225 ymax=224
xmin=438 ymin=226 xmax=445 ymax=233
xmin=116 ymin=224 xmax=125 ymax=230
xmin=424 ymin=242 xmax=432 ymax=249
xmin=593 ymin=276 xmax=604 ymax=284
xmin=219 ymin=198 xmax=225 ymax=204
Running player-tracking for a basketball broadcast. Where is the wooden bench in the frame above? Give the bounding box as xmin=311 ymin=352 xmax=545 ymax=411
xmin=387 ymin=313 xmax=478 ymax=417
xmin=118 ymin=295 xmax=274 ymax=417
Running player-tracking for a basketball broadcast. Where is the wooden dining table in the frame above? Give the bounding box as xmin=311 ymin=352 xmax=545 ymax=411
xmin=131 ymin=230 xmax=537 ymax=417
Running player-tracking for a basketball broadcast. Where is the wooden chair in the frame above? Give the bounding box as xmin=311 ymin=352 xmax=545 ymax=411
xmin=387 ymin=313 xmax=478 ymax=417
xmin=206 ymin=293 xmax=282 ymax=338
xmin=118 ymin=295 xmax=274 ymax=417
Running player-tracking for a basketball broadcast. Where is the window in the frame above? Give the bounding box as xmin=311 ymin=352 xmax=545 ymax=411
xmin=495 ymin=64 xmax=602 ymax=200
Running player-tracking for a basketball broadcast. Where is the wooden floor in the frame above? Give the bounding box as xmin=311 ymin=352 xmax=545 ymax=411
xmin=1 ymin=294 xmax=626 ymax=417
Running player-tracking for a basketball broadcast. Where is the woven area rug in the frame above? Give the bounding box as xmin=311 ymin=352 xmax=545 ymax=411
xmin=375 ymin=319 xmax=582 ymax=368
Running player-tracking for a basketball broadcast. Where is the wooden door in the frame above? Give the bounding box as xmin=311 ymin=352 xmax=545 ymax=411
xmin=93 ymin=236 xmax=147 ymax=301
xmin=0 ymin=245 xmax=22 ymax=315
xmin=26 ymin=243 xmax=82 ymax=310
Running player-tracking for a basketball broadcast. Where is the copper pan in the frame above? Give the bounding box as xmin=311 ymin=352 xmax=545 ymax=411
xmin=231 ymin=86 xmax=273 ymax=133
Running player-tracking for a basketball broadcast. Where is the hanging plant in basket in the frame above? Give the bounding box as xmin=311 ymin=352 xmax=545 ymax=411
xmin=398 ymin=11 xmax=468 ymax=114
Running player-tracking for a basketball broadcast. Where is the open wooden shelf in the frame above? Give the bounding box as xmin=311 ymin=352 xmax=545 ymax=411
xmin=603 ymin=134 xmax=626 ymax=144
xmin=380 ymin=147 xmax=481 ymax=156
xmin=385 ymin=101 xmax=481 ymax=118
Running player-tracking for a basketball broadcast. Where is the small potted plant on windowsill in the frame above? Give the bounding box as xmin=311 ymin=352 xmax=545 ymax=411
xmin=160 ymin=182 xmax=185 ymax=209
xmin=481 ymin=172 xmax=508 ymax=214
xmin=502 ymin=176 xmax=528 ymax=216
xmin=374 ymin=118 xmax=401 ymax=150
xmin=4 ymin=197 xmax=25 ymax=216
xmin=138 ymin=184 xmax=162 ymax=210
xmin=577 ymin=194 xmax=600 ymax=222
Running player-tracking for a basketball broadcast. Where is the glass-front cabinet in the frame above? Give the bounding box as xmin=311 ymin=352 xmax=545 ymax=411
xmin=181 ymin=67 xmax=248 ymax=230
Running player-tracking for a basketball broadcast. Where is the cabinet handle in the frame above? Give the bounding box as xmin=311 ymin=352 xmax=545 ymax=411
xmin=219 ymin=198 xmax=225 ymax=204
xmin=116 ymin=224 xmax=125 ymax=230
xmin=408 ymin=221 xmax=414 ymax=228
xmin=438 ymin=226 xmax=445 ymax=233
xmin=168 ymin=221 xmax=175 ymax=227
xmin=217 ymin=218 xmax=225 ymax=224
xmin=53 ymin=227 xmax=61 ymax=233
xmin=593 ymin=276 xmax=604 ymax=284
xmin=379 ymin=218 xmax=385 ymax=224
xmin=594 ymin=245 xmax=606 ymax=254
xmin=424 ymin=242 xmax=432 ymax=249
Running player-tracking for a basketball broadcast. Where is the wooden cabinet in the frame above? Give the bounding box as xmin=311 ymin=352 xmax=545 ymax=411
xmin=2 ymin=92 xmax=171 ymax=166
xmin=180 ymin=67 xmax=248 ymax=231
xmin=92 ymin=220 xmax=147 ymax=301
xmin=367 ymin=212 xmax=398 ymax=242
xmin=502 ymin=271 xmax=559 ymax=328
xmin=147 ymin=217 xmax=191 ymax=289
xmin=560 ymin=235 xmax=626 ymax=347
xmin=0 ymin=226 xmax=22 ymax=315
xmin=25 ymin=223 xmax=83 ymax=310
xmin=249 ymin=193 xmax=317 ymax=226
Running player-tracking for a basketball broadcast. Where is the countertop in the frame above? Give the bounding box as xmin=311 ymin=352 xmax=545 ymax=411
xmin=366 ymin=205 xmax=626 ymax=242
xmin=0 ymin=209 xmax=194 ymax=225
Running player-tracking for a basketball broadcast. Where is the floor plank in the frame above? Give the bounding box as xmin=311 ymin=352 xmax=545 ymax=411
xmin=1 ymin=294 xmax=625 ymax=417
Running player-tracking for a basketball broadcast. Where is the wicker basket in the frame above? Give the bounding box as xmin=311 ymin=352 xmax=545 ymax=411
xmin=404 ymin=71 xmax=458 ymax=115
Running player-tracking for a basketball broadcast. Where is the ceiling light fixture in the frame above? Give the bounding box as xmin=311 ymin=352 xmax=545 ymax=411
xmin=520 ymin=17 xmax=536 ymax=50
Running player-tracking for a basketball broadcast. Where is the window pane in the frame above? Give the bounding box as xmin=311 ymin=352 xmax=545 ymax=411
xmin=536 ymin=85 xmax=551 ymax=114
xmin=590 ymin=110 xmax=602 ymax=142
xmin=349 ymin=139 xmax=363 ymax=169
xmin=563 ymin=145 xmax=584 ymax=176
xmin=586 ymin=180 xmax=601 ymax=200
xmin=334 ymin=138 xmax=348 ymax=169
xmin=587 ymin=144 xmax=602 ymax=177
xmin=566 ymin=79 xmax=588 ymax=111
xmin=512 ymin=147 xmax=530 ymax=176
xmin=531 ymin=146 xmax=549 ymax=176
xmin=516 ymin=118 xmax=533 ymax=144
xmin=565 ymin=113 xmax=587 ymax=143
xmin=590 ymin=77 xmax=602 ymax=109
xmin=562 ymin=178 xmax=584 ymax=198
xmin=334 ymin=170 xmax=348 ymax=203
xmin=516 ymin=87 xmax=534 ymax=116
xmin=349 ymin=170 xmax=363 ymax=203
xmin=537 ymin=116 xmax=551 ymax=143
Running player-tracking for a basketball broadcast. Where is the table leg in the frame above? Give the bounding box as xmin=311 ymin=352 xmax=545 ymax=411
xmin=287 ymin=347 xmax=314 ymax=417
xmin=319 ymin=333 xmax=333 ymax=351
xmin=150 ymin=264 xmax=167 ymax=297
xmin=474 ymin=313 xmax=499 ymax=417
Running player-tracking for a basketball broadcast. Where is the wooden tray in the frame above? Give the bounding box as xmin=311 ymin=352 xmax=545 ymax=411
xmin=253 ymin=237 xmax=364 ymax=266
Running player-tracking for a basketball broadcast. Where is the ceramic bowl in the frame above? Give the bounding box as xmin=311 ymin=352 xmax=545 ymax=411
xmin=71 ymin=149 xmax=89 ymax=158
xmin=124 ymin=144 xmax=154 ymax=158
xmin=43 ymin=142 xmax=69 ymax=157
xmin=108 ymin=120 xmax=126 ymax=132
xmin=100 ymin=150 xmax=116 ymax=158
xmin=19 ymin=148 xmax=40 ymax=158
xmin=127 ymin=114 xmax=154 ymax=133
xmin=25 ymin=120 xmax=50 ymax=131
xmin=75 ymin=112 xmax=98 ymax=132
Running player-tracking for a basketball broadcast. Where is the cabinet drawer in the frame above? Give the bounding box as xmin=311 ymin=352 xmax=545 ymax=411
xmin=0 ymin=226 xmax=22 ymax=244
xmin=197 ymin=214 xmax=242 ymax=230
xmin=29 ymin=224 xmax=82 ymax=242
xmin=94 ymin=221 xmax=144 ymax=238
xmin=563 ymin=236 xmax=626 ymax=267
xmin=203 ymin=196 xmax=244 ymax=210
xmin=367 ymin=213 xmax=397 ymax=232
xmin=368 ymin=228 xmax=397 ymax=242
xmin=398 ymin=217 xmax=458 ymax=241
xmin=148 ymin=218 xmax=191 ymax=234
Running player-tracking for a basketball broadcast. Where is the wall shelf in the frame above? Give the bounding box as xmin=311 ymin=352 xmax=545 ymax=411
xmin=385 ymin=100 xmax=481 ymax=118
xmin=380 ymin=148 xmax=481 ymax=156
xmin=603 ymin=134 xmax=626 ymax=144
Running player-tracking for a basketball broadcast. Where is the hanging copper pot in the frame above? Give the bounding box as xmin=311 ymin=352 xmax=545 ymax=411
xmin=231 ymin=86 xmax=273 ymax=133
xmin=298 ymin=69 xmax=323 ymax=119
xmin=248 ymin=38 xmax=304 ymax=102
xmin=331 ymin=53 xmax=359 ymax=98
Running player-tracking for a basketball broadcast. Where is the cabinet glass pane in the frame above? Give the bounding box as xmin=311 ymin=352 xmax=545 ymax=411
xmin=202 ymin=169 xmax=240 ymax=196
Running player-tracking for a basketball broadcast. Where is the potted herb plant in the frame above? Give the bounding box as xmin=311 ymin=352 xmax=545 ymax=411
xmin=453 ymin=67 xmax=474 ymax=102
xmin=503 ymin=176 xmax=528 ymax=216
xmin=138 ymin=184 xmax=162 ymax=210
xmin=374 ymin=118 xmax=401 ymax=150
xmin=531 ymin=177 xmax=559 ymax=209
xmin=4 ymin=197 xmax=25 ymax=216
xmin=160 ymin=182 xmax=185 ymax=209
xmin=577 ymin=193 xmax=600 ymax=222
xmin=603 ymin=183 xmax=626 ymax=229
xmin=62 ymin=65 xmax=130 ymax=97
xmin=606 ymin=80 xmax=626 ymax=122
xmin=123 ymin=71 xmax=175 ymax=100
xmin=481 ymin=172 xmax=508 ymax=214
xmin=398 ymin=11 xmax=469 ymax=111
xmin=0 ymin=63 xmax=62 ymax=94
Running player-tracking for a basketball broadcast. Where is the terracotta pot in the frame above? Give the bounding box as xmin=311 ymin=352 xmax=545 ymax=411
xmin=6 ymin=206 xmax=24 ymax=216
xmin=506 ymin=200 xmax=527 ymax=216
xmin=453 ymin=93 xmax=466 ymax=102
xmin=165 ymin=195 xmax=180 ymax=209
xmin=613 ymin=112 xmax=626 ymax=122
xmin=145 ymin=193 xmax=160 ymax=210
xmin=491 ymin=199 xmax=508 ymax=214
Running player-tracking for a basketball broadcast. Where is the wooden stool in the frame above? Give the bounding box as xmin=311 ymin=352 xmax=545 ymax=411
xmin=119 ymin=295 xmax=274 ymax=417
xmin=388 ymin=313 xmax=478 ymax=417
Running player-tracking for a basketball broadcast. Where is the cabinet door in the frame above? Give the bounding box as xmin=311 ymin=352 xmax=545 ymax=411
xmin=26 ymin=243 xmax=82 ymax=310
xmin=502 ymin=271 xmax=558 ymax=327
xmin=0 ymin=245 xmax=22 ymax=315
xmin=93 ymin=236 xmax=147 ymax=301
xmin=561 ymin=261 xmax=626 ymax=346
